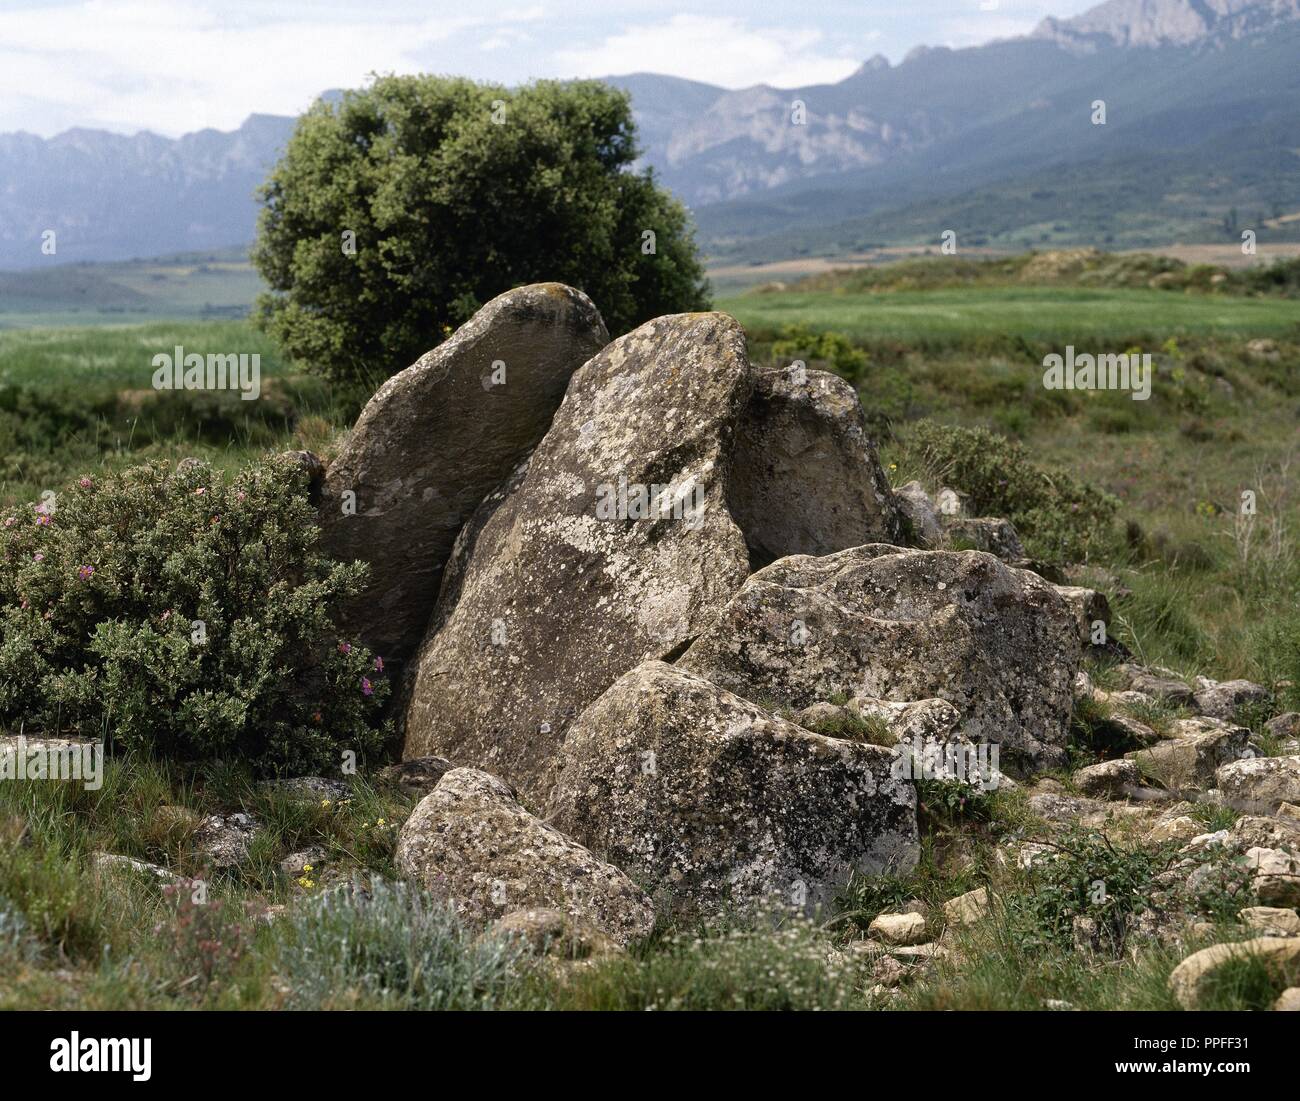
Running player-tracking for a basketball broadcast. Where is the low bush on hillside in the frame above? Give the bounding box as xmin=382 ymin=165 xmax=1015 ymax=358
xmin=0 ymin=456 xmax=389 ymax=774
xmin=276 ymin=882 xmax=526 ymax=1010
xmin=902 ymin=421 xmax=1119 ymax=563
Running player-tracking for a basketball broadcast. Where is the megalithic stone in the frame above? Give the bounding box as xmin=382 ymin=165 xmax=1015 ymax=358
xmin=318 ymin=283 xmax=608 ymax=671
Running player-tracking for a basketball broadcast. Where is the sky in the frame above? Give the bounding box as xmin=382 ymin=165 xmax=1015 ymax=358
xmin=0 ymin=0 xmax=1103 ymax=138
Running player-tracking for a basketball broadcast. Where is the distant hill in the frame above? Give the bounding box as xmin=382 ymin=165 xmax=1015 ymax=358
xmin=1 ymin=0 xmax=1298 ymax=270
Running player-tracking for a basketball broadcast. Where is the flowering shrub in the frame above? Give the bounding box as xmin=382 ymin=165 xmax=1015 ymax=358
xmin=0 ymin=456 xmax=389 ymax=774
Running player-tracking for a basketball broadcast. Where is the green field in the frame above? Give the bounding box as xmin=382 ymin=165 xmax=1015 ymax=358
xmin=720 ymin=285 xmax=1300 ymax=346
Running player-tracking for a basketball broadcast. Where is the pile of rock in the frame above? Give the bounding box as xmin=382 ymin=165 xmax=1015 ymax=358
xmin=291 ymin=284 xmax=1092 ymax=938
xmin=295 ymin=283 xmax=1296 ymax=974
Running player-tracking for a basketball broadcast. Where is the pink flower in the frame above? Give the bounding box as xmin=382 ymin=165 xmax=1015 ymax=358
xmin=77 ymin=564 xmax=94 ymax=580
xmin=361 ymin=677 xmax=373 ymax=697
xmin=35 ymin=513 xmax=52 ymax=527
xmin=32 ymin=552 xmax=44 ymax=562
xmin=338 ymin=641 xmax=351 ymax=655
xmin=373 ymin=656 xmax=384 ymax=672
xmin=79 ymin=477 xmax=93 ymax=489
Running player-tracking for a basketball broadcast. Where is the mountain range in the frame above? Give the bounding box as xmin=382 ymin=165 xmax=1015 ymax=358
xmin=3 ymin=0 xmax=1299 ymax=270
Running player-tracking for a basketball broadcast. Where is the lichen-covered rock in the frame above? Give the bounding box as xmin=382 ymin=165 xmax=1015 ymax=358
xmin=400 ymin=312 xmax=754 ymax=802
xmin=893 ymin=481 xmax=944 ymax=548
xmin=395 ymin=768 xmax=654 ymax=946
xmin=677 ymin=544 xmax=1080 ymax=772
xmin=943 ymin=516 xmax=1025 ymax=561
xmin=1193 ymin=677 xmax=1272 ymax=721
xmin=319 ymin=284 xmax=609 ymax=669
xmin=1216 ymin=755 xmax=1300 ymax=815
xmin=547 ymin=661 xmax=919 ymax=921
xmin=1129 ymin=719 xmax=1253 ymax=792
xmin=1169 ymin=937 xmax=1300 ymax=1009
xmin=1073 ymin=758 xmax=1142 ymax=798
xmin=729 ymin=366 xmax=902 ymax=566
xmin=1052 ymin=585 xmax=1112 ymax=648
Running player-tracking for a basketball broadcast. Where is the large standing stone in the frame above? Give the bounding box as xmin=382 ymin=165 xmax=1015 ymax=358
xmin=318 ymin=284 xmax=608 ymax=669
xmin=395 ymin=767 xmax=654 ymax=946
xmin=400 ymin=313 xmax=754 ymax=802
xmin=728 ymin=366 xmax=902 ymax=566
xmin=548 ymin=661 xmax=919 ymax=921
xmin=677 ymin=545 xmax=1080 ymax=772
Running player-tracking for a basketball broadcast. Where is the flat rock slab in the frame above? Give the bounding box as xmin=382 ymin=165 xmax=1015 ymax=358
xmin=400 ymin=312 xmax=754 ymax=803
xmin=319 ymin=283 xmax=608 ymax=670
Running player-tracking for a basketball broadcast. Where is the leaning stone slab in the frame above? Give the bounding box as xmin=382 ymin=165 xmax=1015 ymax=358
xmin=728 ymin=365 xmax=902 ymax=566
xmin=547 ymin=661 xmax=919 ymax=922
xmin=400 ymin=312 xmax=753 ymax=803
xmin=318 ymin=284 xmax=608 ymax=670
xmin=395 ymin=767 xmax=654 ymax=946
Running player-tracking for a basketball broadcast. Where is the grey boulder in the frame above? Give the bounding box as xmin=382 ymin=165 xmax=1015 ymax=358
xmin=547 ymin=661 xmax=919 ymax=921
xmin=677 ymin=544 xmax=1080 ymax=772
xmin=319 ymin=283 xmax=608 ymax=669
xmin=395 ymin=767 xmax=654 ymax=946
xmin=400 ymin=312 xmax=753 ymax=803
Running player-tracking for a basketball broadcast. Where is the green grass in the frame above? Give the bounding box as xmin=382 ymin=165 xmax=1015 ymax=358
xmin=720 ymin=286 xmax=1300 ymax=348
xmin=0 ymin=319 xmax=355 ymax=507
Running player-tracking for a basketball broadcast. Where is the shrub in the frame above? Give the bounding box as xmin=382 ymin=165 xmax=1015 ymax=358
xmin=275 ymin=881 xmax=525 ymax=1010
xmin=253 ymin=75 xmax=710 ymax=385
xmin=550 ymin=918 xmax=863 ymax=1011
xmin=0 ymin=456 xmax=389 ymax=775
xmin=902 ymin=421 xmax=1119 ymax=563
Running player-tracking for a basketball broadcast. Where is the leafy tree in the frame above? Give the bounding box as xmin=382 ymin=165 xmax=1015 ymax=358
xmin=253 ymin=76 xmax=710 ymax=385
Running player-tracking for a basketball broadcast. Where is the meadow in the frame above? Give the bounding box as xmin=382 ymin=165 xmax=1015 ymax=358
xmin=2 ymin=252 xmax=1299 ymax=1011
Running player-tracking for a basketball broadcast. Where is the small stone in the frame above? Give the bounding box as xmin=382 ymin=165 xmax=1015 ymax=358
xmin=1169 ymin=937 xmax=1300 ymax=1009
xmin=1275 ymin=987 xmax=1300 ymax=1011
xmin=1238 ymin=906 xmax=1300 ymax=936
xmin=1073 ymin=758 xmax=1141 ymax=798
xmin=868 ymin=911 xmax=929 ymax=946
xmin=943 ymin=887 xmax=989 ymax=928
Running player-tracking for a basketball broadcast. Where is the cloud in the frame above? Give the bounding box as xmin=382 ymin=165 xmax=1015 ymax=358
xmin=0 ymin=0 xmax=544 ymax=136
xmin=555 ymin=14 xmax=862 ymax=89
